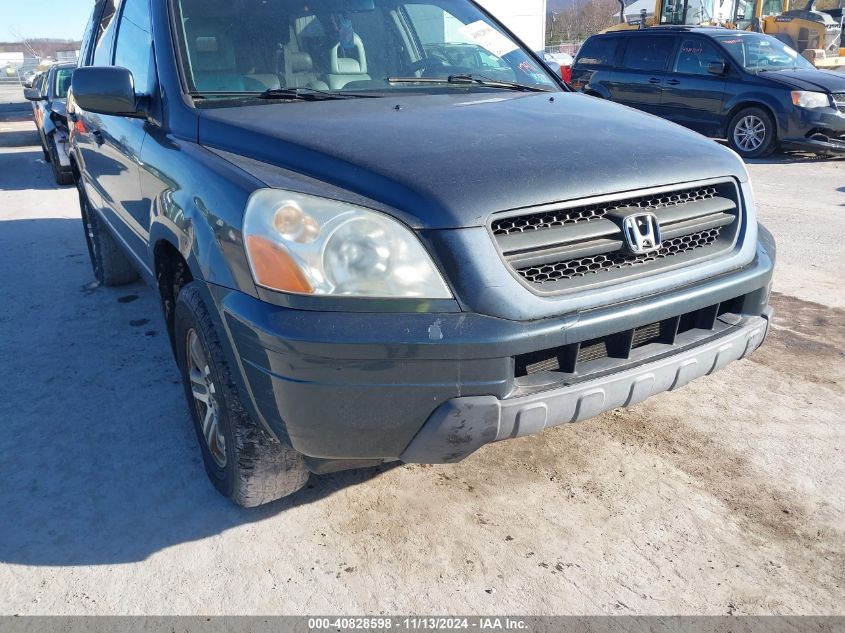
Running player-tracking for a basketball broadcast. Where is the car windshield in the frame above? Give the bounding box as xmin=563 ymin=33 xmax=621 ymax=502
xmin=714 ymin=33 xmax=815 ymax=72
xmin=54 ymin=68 xmax=74 ymax=99
xmin=172 ymin=0 xmax=558 ymax=103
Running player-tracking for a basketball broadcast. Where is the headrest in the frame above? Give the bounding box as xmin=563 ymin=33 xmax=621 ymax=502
xmin=334 ymin=57 xmax=361 ymax=74
xmin=330 ymin=33 xmax=368 ymax=74
xmin=195 ymin=36 xmax=219 ymax=53
xmin=288 ymin=52 xmax=314 ymax=73
xmin=184 ymin=20 xmax=237 ymax=72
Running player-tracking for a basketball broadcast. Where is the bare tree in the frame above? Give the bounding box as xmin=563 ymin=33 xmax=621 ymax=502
xmin=548 ymin=0 xmax=622 ymax=45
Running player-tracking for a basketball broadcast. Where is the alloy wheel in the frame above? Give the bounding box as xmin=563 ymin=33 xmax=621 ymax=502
xmin=186 ymin=328 xmax=227 ymax=467
xmin=733 ymin=115 xmax=767 ymax=152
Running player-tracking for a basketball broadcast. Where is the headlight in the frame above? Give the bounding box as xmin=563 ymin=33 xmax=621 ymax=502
xmin=243 ymin=189 xmax=452 ymax=299
xmin=791 ymin=91 xmax=831 ymax=109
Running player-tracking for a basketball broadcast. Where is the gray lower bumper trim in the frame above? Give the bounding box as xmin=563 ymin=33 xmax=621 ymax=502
xmin=401 ymin=313 xmax=771 ymax=464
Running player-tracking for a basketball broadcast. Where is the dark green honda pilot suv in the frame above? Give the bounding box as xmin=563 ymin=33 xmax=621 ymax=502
xmin=69 ymin=0 xmax=775 ymax=506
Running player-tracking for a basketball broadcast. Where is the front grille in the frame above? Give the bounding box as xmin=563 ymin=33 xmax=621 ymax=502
xmin=491 ymin=180 xmax=741 ymax=292
xmin=492 ymin=184 xmax=719 ymax=236
xmin=833 ymin=92 xmax=845 ymax=113
xmin=519 ymin=227 xmax=720 ymax=285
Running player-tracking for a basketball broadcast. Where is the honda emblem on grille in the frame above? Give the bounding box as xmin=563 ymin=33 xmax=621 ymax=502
xmin=622 ymin=213 xmax=662 ymax=254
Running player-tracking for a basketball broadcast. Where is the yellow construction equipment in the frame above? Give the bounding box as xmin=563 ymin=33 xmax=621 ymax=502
xmin=732 ymin=0 xmax=844 ymax=69
xmin=604 ymin=0 xmax=845 ymax=70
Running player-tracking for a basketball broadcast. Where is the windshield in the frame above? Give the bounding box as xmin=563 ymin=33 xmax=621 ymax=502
xmin=714 ymin=33 xmax=815 ymax=72
xmin=53 ymin=68 xmax=73 ymax=99
xmin=172 ymin=0 xmax=558 ymax=103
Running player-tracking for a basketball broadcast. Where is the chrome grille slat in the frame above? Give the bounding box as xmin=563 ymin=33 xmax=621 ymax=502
xmin=517 ymin=228 xmax=722 ymax=285
xmin=490 ymin=180 xmax=742 ymax=292
xmin=491 ymin=184 xmax=719 ymax=236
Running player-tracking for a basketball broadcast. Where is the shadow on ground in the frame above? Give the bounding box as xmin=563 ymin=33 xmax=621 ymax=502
xmin=0 ymin=129 xmax=40 ymax=148
xmin=0 ymin=150 xmax=58 ymax=192
xmin=746 ymin=151 xmax=845 ymax=165
xmin=0 ymin=218 xmax=396 ymax=567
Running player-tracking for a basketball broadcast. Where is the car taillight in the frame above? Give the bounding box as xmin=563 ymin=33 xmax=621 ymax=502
xmin=561 ymin=65 xmax=572 ymax=85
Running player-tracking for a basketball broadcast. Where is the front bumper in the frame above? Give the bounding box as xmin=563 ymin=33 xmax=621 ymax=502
xmin=211 ymin=228 xmax=775 ymax=469
xmin=782 ymin=106 xmax=845 ymax=154
xmin=402 ymin=311 xmax=770 ymax=464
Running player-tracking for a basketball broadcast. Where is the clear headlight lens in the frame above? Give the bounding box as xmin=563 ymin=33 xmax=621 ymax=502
xmin=243 ymin=189 xmax=452 ymax=299
xmin=791 ymin=91 xmax=830 ymax=109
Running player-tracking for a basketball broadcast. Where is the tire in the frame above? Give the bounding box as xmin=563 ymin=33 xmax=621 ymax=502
xmin=39 ymin=131 xmax=50 ymax=162
xmin=174 ymin=282 xmax=309 ymax=507
xmin=727 ymin=107 xmax=777 ymax=159
xmin=77 ymin=180 xmax=139 ymax=286
xmin=47 ymin=135 xmax=73 ymax=185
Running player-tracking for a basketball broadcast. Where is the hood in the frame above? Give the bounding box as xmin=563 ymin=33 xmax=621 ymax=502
xmin=50 ymin=99 xmax=67 ymax=120
xmin=760 ymin=68 xmax=845 ymax=93
xmin=198 ymin=92 xmax=746 ymax=229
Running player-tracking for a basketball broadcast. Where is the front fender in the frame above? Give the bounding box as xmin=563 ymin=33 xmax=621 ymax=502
xmin=141 ymin=131 xmax=262 ymax=296
xmin=723 ymin=92 xmax=790 ymax=136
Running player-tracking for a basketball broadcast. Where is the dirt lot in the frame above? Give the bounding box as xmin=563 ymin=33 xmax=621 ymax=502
xmin=0 ymin=117 xmax=842 ymax=616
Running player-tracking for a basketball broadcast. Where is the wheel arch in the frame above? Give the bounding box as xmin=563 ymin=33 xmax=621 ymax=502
xmin=722 ymin=98 xmax=783 ymax=139
xmin=152 ymin=233 xmax=195 ymax=353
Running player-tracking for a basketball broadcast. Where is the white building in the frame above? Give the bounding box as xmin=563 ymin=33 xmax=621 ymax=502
xmin=477 ymin=0 xmax=548 ymax=51
xmin=0 ymin=52 xmax=25 ymax=72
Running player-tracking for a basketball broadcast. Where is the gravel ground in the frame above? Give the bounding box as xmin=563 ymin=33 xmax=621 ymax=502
xmin=0 ymin=118 xmax=842 ymax=615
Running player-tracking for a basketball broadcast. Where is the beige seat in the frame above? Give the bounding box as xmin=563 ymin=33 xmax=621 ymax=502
xmin=326 ymin=34 xmax=370 ymax=89
xmin=283 ymin=51 xmax=329 ymax=90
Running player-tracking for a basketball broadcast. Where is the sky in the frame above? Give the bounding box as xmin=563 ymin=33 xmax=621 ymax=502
xmin=3 ymin=0 xmax=92 ymax=41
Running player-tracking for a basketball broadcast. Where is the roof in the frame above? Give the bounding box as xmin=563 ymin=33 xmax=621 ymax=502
xmin=595 ymin=25 xmax=748 ymax=36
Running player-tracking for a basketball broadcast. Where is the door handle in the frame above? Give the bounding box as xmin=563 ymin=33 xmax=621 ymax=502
xmin=648 ymin=77 xmax=661 ymax=84
xmin=666 ymin=79 xmax=681 ymax=85
xmin=91 ymin=129 xmax=104 ymax=146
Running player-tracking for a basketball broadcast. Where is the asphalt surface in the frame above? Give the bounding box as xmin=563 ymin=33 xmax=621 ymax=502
xmin=0 ymin=117 xmax=842 ymax=615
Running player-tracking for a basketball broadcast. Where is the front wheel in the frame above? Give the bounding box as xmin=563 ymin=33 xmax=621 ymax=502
xmin=174 ymin=282 xmax=310 ymax=506
xmin=727 ymin=107 xmax=777 ymax=159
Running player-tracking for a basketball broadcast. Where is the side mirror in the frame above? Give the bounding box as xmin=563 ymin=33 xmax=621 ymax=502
xmin=23 ymin=87 xmax=44 ymax=101
xmin=71 ymin=66 xmax=141 ymax=117
xmin=707 ymin=60 xmax=727 ymax=75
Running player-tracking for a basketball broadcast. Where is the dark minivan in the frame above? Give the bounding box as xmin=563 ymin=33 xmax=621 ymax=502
xmin=571 ymin=27 xmax=845 ymax=157
xmin=69 ymin=0 xmax=774 ymax=506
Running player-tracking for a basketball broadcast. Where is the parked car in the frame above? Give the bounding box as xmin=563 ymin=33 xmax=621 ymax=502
xmin=538 ymin=51 xmax=574 ymax=83
xmin=22 ymin=70 xmax=39 ymax=88
xmin=571 ymin=27 xmax=845 ymax=157
xmin=69 ymin=0 xmax=774 ymax=506
xmin=24 ymin=62 xmax=76 ymax=185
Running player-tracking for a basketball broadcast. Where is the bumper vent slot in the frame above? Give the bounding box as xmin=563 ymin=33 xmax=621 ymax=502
xmin=491 ymin=181 xmax=742 ymax=292
xmin=514 ymin=295 xmax=746 ymax=380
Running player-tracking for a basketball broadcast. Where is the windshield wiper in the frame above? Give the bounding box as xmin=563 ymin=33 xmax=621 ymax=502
xmin=258 ymin=87 xmax=380 ymax=100
xmin=188 ymin=88 xmax=378 ymax=101
xmin=387 ymin=74 xmax=548 ymax=92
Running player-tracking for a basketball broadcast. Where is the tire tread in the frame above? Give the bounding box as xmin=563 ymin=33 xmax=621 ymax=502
xmin=176 ymin=283 xmax=309 ymax=507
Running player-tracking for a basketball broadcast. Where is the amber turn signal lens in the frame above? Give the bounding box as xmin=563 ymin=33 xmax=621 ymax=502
xmin=245 ymin=235 xmax=313 ymax=294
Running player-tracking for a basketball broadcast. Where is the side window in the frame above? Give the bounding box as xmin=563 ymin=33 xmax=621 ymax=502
xmin=79 ymin=2 xmax=103 ymax=66
xmin=621 ymin=37 xmax=675 ymax=72
xmin=114 ymin=0 xmax=153 ymax=94
xmin=577 ymin=37 xmax=619 ymax=67
xmin=92 ymin=0 xmax=121 ymax=66
xmin=674 ymin=38 xmax=725 ymax=75
xmin=761 ymin=0 xmax=783 ymax=15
